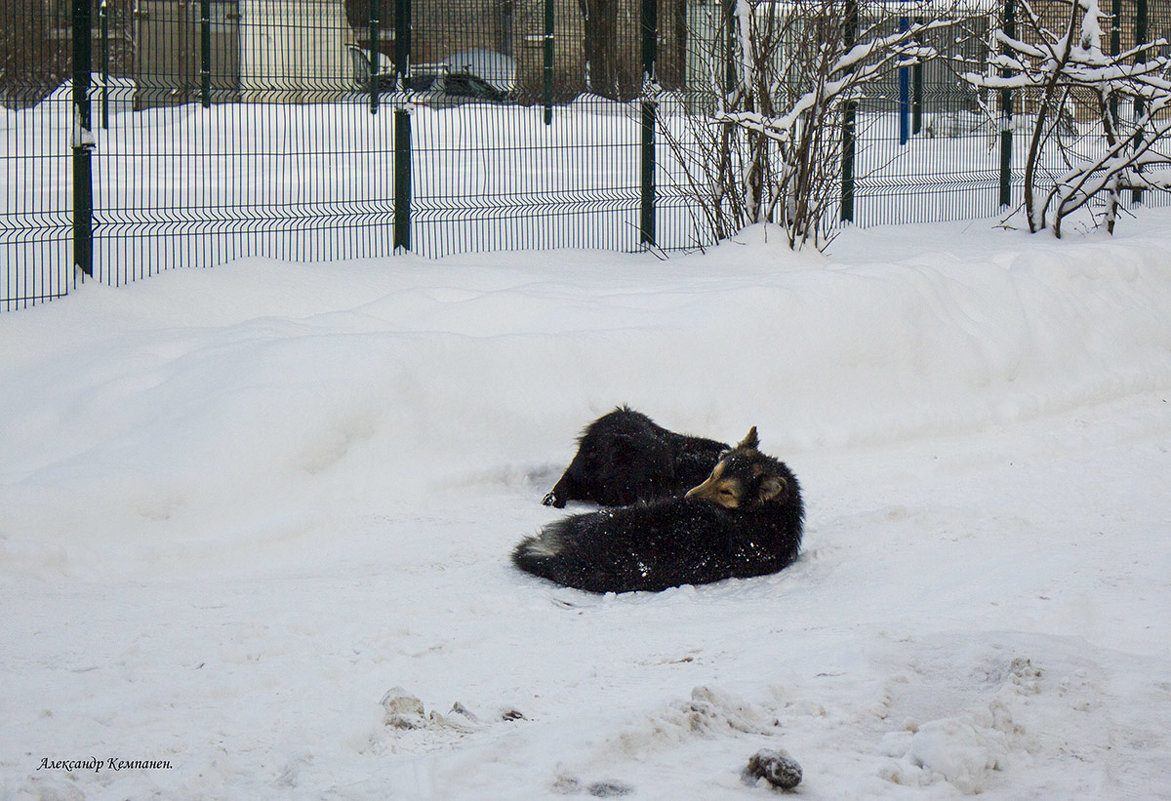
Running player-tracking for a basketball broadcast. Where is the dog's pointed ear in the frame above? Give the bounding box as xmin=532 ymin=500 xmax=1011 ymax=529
xmin=736 ymin=426 xmax=759 ymax=451
xmin=758 ymin=474 xmax=788 ymax=503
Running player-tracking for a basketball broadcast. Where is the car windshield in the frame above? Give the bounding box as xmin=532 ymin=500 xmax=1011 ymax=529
xmin=445 ymin=74 xmax=503 ymax=101
xmin=405 ymin=75 xmax=437 ymax=92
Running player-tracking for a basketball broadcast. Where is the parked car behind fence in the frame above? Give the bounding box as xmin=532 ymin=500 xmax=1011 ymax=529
xmin=348 ymin=45 xmax=509 ymax=108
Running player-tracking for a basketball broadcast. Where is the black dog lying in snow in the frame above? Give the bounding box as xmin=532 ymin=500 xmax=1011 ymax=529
xmin=515 ymin=428 xmax=804 ymax=593
xmin=542 ymin=406 xmax=729 ymax=508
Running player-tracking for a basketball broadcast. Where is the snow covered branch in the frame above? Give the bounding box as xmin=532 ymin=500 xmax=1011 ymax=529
xmin=662 ymin=0 xmax=961 ymax=251
xmin=965 ymin=0 xmax=1171 ymax=235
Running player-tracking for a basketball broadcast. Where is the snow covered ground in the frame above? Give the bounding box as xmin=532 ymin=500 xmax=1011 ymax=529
xmin=2 ymin=213 xmax=1170 ymax=800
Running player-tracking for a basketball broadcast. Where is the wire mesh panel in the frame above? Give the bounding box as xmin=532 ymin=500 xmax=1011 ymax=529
xmin=850 ymin=0 xmax=1006 ymax=227
xmin=1142 ymin=0 xmax=1171 ymax=210
xmin=6 ymin=0 xmax=1171 ymax=310
xmin=1 ymin=1 xmax=74 ymax=309
xmin=402 ymin=0 xmax=651 ymax=256
xmin=996 ymin=0 xmax=1171 ymax=228
xmin=411 ymin=102 xmax=644 ymax=256
xmin=649 ymin=0 xmax=1018 ymax=241
xmin=91 ymin=0 xmax=397 ymax=285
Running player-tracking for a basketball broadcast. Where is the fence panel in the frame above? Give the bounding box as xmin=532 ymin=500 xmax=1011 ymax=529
xmin=405 ymin=0 xmax=645 ymax=256
xmin=396 ymin=0 xmax=700 ymax=256
xmin=92 ymin=0 xmax=397 ymax=284
xmin=851 ymin=1 xmax=1007 ymax=227
xmin=4 ymin=0 xmax=1171 ymax=311
xmin=1 ymin=1 xmax=73 ymax=309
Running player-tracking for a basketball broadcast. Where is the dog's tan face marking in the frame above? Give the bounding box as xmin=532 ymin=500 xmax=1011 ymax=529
xmin=686 ymin=427 xmax=789 ymax=509
xmin=686 ymin=476 xmax=744 ymax=508
xmin=686 ymin=462 xmax=745 ymax=508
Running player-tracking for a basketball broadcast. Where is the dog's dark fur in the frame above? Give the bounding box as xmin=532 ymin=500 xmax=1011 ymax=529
xmin=542 ymin=406 xmax=729 ymax=508
xmin=515 ymin=428 xmax=804 ymax=593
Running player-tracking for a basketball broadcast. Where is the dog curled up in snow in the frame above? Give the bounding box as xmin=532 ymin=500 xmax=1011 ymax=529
xmin=542 ymin=406 xmax=729 ymax=508
xmin=515 ymin=428 xmax=804 ymax=593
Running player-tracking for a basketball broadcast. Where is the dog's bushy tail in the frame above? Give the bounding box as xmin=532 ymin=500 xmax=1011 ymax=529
xmin=511 ymin=527 xmax=565 ymax=581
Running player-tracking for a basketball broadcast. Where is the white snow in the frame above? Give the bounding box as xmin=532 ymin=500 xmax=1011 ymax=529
xmin=2 ymin=214 xmax=1171 ymax=800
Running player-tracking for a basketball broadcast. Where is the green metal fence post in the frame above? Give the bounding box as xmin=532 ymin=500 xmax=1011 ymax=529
xmin=394 ymin=0 xmax=411 ymax=252
xmin=1110 ymin=0 xmax=1120 ymax=126
xmin=1133 ymin=0 xmax=1147 ymax=204
xmin=100 ymin=0 xmax=109 ymax=128
xmin=841 ymin=0 xmax=858 ymax=223
xmin=72 ymin=0 xmax=94 ymax=278
xmin=543 ymin=0 xmax=554 ymax=125
xmin=723 ymin=0 xmax=736 ymax=97
xmin=898 ymin=15 xmax=910 ymax=145
xmin=999 ymin=0 xmax=1015 ymax=209
xmin=201 ymin=0 xmax=212 ymax=108
xmin=912 ymin=16 xmax=923 ymax=135
xmin=640 ymin=0 xmax=657 ymax=247
xmin=370 ymin=0 xmax=381 ymax=114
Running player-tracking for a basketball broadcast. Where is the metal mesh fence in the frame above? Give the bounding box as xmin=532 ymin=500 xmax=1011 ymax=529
xmin=3 ymin=0 xmax=1171 ymax=310
xmin=2 ymin=1 xmax=73 ymax=306
xmin=92 ymin=1 xmax=399 ymax=276
xmin=847 ymin=3 xmax=1004 ymax=227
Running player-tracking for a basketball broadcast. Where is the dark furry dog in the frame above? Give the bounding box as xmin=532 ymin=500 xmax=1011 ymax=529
xmin=542 ymin=406 xmax=729 ymax=508
xmin=515 ymin=428 xmax=804 ymax=593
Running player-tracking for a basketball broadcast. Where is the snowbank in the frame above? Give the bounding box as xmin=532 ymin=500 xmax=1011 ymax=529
xmin=1 ymin=214 xmax=1169 ymax=799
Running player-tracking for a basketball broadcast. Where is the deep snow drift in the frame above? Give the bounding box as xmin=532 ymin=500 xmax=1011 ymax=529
xmin=1 ymin=215 xmax=1170 ymax=800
